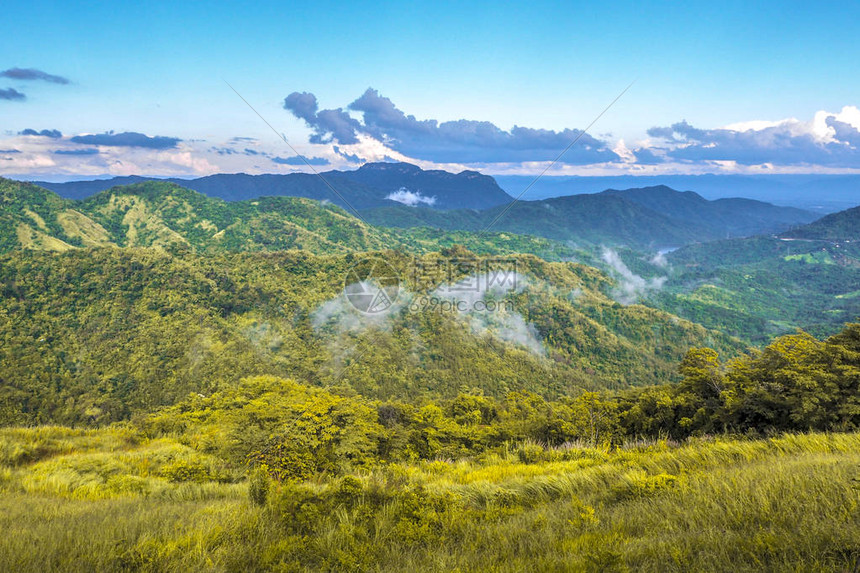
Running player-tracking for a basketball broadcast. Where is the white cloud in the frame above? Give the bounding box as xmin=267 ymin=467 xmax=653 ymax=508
xmin=612 ymin=138 xmax=636 ymax=163
xmin=723 ymin=119 xmax=791 ymax=132
xmin=7 ymin=106 xmax=860 ymax=179
xmin=385 ymin=187 xmax=437 ymax=206
xmin=647 ymin=106 xmax=860 ymax=169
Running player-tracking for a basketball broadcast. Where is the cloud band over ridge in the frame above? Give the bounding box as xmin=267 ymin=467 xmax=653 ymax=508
xmin=285 ymin=88 xmax=620 ymax=165
xmin=646 ymin=107 xmax=860 ymax=167
xmin=281 ymin=89 xmax=860 ymax=171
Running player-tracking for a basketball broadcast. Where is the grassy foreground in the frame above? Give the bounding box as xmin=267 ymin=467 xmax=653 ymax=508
xmin=1 ymin=428 xmax=859 ymax=572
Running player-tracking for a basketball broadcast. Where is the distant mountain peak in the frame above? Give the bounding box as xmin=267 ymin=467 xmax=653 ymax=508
xmin=604 ymin=185 xmax=705 ymax=200
xmin=357 ymin=161 xmax=421 ymax=173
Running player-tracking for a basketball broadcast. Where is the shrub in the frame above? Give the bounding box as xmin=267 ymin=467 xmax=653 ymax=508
xmin=158 ymin=459 xmax=209 ymax=483
xmin=248 ymin=441 xmax=316 ymax=482
xmin=335 ymin=475 xmax=363 ymax=507
xmin=516 ymin=441 xmax=546 ymax=464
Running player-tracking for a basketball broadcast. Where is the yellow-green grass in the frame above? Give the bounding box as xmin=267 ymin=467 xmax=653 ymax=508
xmin=0 ymin=429 xmax=858 ymax=572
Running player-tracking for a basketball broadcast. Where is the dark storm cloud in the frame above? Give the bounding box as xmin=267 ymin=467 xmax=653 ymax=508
xmin=283 ymin=92 xmax=318 ymax=122
xmin=284 ymin=91 xmax=362 ymax=145
xmin=332 ymin=146 xmax=364 ymax=164
xmin=631 ymin=147 xmax=665 ymax=165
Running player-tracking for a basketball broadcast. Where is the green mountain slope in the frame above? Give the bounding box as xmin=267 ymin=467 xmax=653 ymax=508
xmin=363 ymin=194 xmax=704 ymax=249
xmin=0 ymin=178 xmax=82 ymax=252
xmin=490 ymin=194 xmax=703 ymax=247
xmin=0 ymin=177 xmax=576 ymax=259
xmin=362 ymin=186 xmax=815 ymax=250
xmin=78 ymin=181 xmax=395 ymax=253
xmin=601 ymin=185 xmax=817 ymax=237
xmin=0 ymin=248 xmax=741 ymax=425
xmin=644 ymin=235 xmax=860 ymax=343
xmin=782 ymin=204 xmax=860 ymax=240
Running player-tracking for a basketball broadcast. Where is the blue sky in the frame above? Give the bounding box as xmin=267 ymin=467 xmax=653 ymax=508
xmin=2 ymin=0 xmax=860 ymax=179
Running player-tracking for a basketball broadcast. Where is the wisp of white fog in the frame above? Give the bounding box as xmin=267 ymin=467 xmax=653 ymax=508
xmin=650 ymin=251 xmax=669 ymax=268
xmin=601 ymin=248 xmax=667 ymax=305
xmin=311 ymin=279 xmax=409 ymax=333
xmin=431 ymin=271 xmax=545 ymax=356
xmin=310 ymin=271 xmax=545 ymax=356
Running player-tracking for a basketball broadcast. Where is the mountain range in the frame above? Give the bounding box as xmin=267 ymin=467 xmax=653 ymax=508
xmin=27 ymin=163 xmax=819 ymax=248
xmin=362 ymin=184 xmax=817 ymax=249
xmin=35 ymin=170 xmax=860 ymax=214
xmin=0 ymin=177 xmax=572 ymax=259
xmin=4 ymin=173 xmax=818 ymax=253
xmin=31 ymin=162 xmax=513 ymax=211
xmin=496 ymin=173 xmax=860 ymax=213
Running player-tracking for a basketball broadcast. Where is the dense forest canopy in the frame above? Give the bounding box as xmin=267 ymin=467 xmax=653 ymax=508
xmin=0 ymin=247 xmax=744 ymax=425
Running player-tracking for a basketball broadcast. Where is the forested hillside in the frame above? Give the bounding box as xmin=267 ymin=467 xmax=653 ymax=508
xmin=600 ymin=185 xmax=816 ymax=237
xmin=0 ymin=177 xmax=572 ymax=259
xmin=362 ymin=188 xmax=815 ymax=250
xmin=0 ymin=247 xmax=741 ymax=425
xmin=650 ymin=235 xmax=860 ymax=342
xmin=364 ymin=193 xmax=705 ymax=249
xmin=24 ymin=170 xmax=816 ymax=250
xmin=781 ymin=204 xmax=860 ymax=240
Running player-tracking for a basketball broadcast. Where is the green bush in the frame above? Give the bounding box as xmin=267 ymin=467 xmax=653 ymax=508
xmin=158 ymin=459 xmax=209 ymax=483
xmin=516 ymin=442 xmax=546 ymax=464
